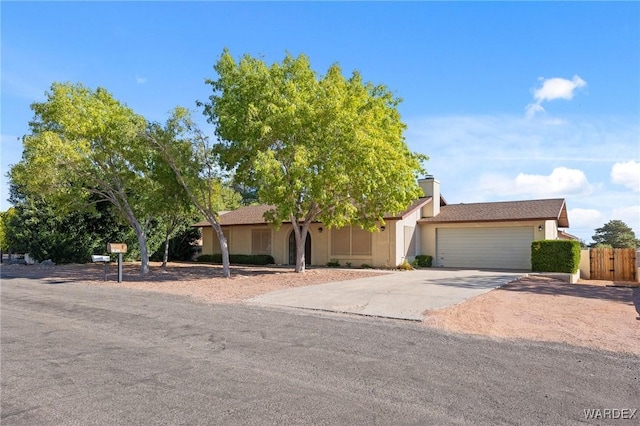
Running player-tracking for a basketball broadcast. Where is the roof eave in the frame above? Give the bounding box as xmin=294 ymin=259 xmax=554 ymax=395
xmin=384 ymin=197 xmax=433 ymax=221
xmin=557 ymin=200 xmax=570 ymax=228
xmin=417 ymin=217 xmax=562 ymax=225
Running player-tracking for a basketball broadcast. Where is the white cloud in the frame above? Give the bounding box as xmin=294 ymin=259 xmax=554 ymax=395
xmin=136 ymin=75 xmax=147 ymax=84
xmin=406 ymin=114 xmax=638 ymax=166
xmin=568 ymin=208 xmax=605 ymax=228
xmin=611 ymin=205 xmax=640 ymax=235
xmin=404 ymin=113 xmax=639 ymax=242
xmin=524 ymin=102 xmax=545 ymax=119
xmin=611 ymin=160 xmax=640 ymax=192
xmin=525 ymin=75 xmax=587 ymax=119
xmin=479 ymin=167 xmax=594 ymax=198
xmin=533 ymin=75 xmax=587 ymax=102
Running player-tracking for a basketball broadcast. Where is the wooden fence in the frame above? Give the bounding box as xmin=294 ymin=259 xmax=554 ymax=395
xmin=589 ymin=248 xmax=637 ymax=281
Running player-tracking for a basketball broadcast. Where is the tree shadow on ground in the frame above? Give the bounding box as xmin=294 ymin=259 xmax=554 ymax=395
xmin=498 ymin=277 xmax=637 ymax=305
xmin=0 ymin=262 xmax=295 ymax=284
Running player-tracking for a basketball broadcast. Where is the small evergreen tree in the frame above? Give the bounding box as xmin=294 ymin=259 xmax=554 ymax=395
xmin=590 ymin=220 xmax=639 ymax=248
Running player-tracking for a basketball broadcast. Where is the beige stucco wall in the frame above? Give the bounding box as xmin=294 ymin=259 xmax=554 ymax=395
xmin=202 ymin=217 xmax=564 ymax=268
xmin=200 ymin=221 xmax=399 ymax=267
xmin=420 ymin=220 xmax=551 ymax=259
xmin=390 ymin=210 xmax=421 ymax=266
xmin=579 ymin=249 xmax=591 ymax=279
xmin=542 ymin=220 xmax=559 ymax=240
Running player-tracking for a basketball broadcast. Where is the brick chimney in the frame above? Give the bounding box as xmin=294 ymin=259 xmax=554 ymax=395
xmin=418 ymin=175 xmax=440 ymax=218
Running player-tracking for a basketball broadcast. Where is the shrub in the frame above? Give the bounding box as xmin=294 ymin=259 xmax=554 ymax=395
xmin=196 ymin=254 xmax=217 ymax=263
xmin=196 ymin=253 xmax=275 ymax=265
xmin=360 ymin=263 xmax=372 ymax=269
xmin=397 ymin=259 xmax=414 ymax=271
xmin=531 ymin=240 xmax=580 ymax=273
xmin=151 ymin=227 xmax=201 ymax=262
xmin=413 ymin=254 xmax=432 ymax=268
xmin=327 ymin=259 xmax=340 ymax=267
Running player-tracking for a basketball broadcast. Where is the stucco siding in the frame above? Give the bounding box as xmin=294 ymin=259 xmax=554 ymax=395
xmin=201 ymin=222 xmax=397 ymax=267
xmin=392 ymin=210 xmax=420 ymax=266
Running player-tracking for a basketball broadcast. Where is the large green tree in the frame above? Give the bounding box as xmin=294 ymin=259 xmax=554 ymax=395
xmin=9 ymin=82 xmax=160 ymax=273
xmin=147 ymin=144 xmax=199 ymax=269
xmin=591 ymin=220 xmax=640 ymax=248
xmin=0 ymin=208 xmax=16 ymax=256
xmin=5 ymin=184 xmax=136 ymax=264
xmin=204 ymin=50 xmax=426 ymax=272
xmin=147 ymin=107 xmax=241 ymax=277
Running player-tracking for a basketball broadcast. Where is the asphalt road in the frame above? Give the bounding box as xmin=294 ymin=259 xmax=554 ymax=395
xmin=2 ymin=277 xmax=638 ymax=425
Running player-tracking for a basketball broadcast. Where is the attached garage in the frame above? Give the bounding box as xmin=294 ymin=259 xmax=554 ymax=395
xmin=435 ymin=227 xmax=534 ymax=270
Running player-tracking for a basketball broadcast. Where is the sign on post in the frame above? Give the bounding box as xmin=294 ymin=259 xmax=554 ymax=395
xmin=107 ymin=243 xmax=128 ymax=254
xmin=107 ymin=243 xmax=127 ymax=283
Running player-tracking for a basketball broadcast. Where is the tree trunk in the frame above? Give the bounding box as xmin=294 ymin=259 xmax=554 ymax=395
xmin=120 ymin=201 xmax=150 ymax=275
xmin=291 ymin=219 xmax=309 ymax=273
xmin=211 ymin=221 xmax=231 ymax=278
xmin=150 ymin=140 xmax=230 ymax=278
xmin=133 ymin=221 xmax=150 ymax=275
xmin=161 ymin=230 xmax=170 ymax=269
xmin=295 ymin=233 xmax=306 ymax=273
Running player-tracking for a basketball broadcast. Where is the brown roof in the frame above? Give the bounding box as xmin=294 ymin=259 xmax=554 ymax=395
xmin=193 ymin=197 xmax=440 ymax=227
xmin=192 ymin=204 xmax=277 ymax=227
xmin=418 ymin=198 xmax=569 ymax=227
xmin=384 ymin=197 xmax=431 ymax=220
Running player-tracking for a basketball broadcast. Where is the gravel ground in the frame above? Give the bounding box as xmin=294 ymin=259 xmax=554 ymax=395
xmin=0 ymin=262 xmax=385 ymax=304
xmin=423 ymin=275 xmax=640 ymax=355
xmin=3 ymin=262 xmax=638 ymax=355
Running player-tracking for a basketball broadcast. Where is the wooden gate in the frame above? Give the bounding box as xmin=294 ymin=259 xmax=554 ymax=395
xmin=589 ymin=248 xmax=637 ymax=281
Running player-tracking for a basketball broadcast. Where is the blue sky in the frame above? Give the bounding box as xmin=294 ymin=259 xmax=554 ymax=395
xmin=2 ymin=2 xmax=639 ymax=243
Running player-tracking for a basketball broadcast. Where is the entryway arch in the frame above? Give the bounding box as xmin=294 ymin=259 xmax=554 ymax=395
xmin=288 ymin=230 xmax=311 ymax=266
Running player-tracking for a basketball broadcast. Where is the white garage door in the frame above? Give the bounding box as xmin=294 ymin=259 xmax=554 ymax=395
xmin=436 ymin=227 xmax=534 ymax=270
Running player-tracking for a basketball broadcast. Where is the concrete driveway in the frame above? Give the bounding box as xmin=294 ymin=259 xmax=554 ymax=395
xmin=248 ymin=268 xmax=525 ymax=320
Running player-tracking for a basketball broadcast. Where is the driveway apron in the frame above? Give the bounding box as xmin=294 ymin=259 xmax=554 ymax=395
xmin=248 ymin=269 xmax=525 ymax=320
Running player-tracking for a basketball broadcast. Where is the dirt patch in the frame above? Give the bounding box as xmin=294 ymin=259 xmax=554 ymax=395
xmin=0 ymin=262 xmax=385 ymax=303
xmin=423 ymin=276 xmax=640 ymax=355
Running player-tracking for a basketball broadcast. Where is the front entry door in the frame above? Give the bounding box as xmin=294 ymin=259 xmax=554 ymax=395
xmin=288 ymin=231 xmax=311 ymax=265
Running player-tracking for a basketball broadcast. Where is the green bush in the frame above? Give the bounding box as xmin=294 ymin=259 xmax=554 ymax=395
xmin=360 ymin=263 xmax=372 ymax=269
xmin=327 ymin=259 xmax=340 ymax=267
xmin=531 ymin=240 xmax=581 ymax=273
xmin=196 ymin=253 xmax=275 ymax=265
xmin=151 ymin=227 xmax=201 ymax=262
xmin=413 ymin=254 xmax=432 ymax=268
xmin=196 ymin=254 xmax=217 ymax=263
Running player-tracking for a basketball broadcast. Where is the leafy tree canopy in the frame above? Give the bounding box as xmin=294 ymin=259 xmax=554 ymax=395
xmin=0 ymin=208 xmax=16 ymax=252
xmin=147 ymin=107 xmax=241 ymax=277
xmin=4 ymin=188 xmax=136 ymax=264
xmin=590 ymin=220 xmax=640 ymax=248
xmin=204 ymin=50 xmax=427 ymax=272
xmin=10 ymin=82 xmax=167 ymax=273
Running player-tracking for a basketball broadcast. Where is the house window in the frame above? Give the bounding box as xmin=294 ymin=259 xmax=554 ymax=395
xmin=351 ymin=227 xmax=372 ymax=255
xmin=330 ymin=227 xmax=350 ymax=255
xmin=331 ymin=226 xmax=372 ymax=256
xmin=212 ymin=229 xmax=230 ymax=254
xmin=251 ymin=229 xmax=271 ymax=255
